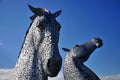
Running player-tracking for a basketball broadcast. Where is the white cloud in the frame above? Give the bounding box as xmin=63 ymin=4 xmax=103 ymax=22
xmin=0 ymin=69 xmax=12 ymax=80
xmin=101 ymin=74 xmax=120 ymax=80
xmin=0 ymin=69 xmax=64 ymax=80
xmin=0 ymin=69 xmax=120 ymax=80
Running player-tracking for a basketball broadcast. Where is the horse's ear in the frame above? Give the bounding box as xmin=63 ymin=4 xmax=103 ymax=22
xmin=28 ymin=4 xmax=43 ymax=16
xmin=62 ymin=48 xmax=70 ymax=52
xmin=53 ymin=10 xmax=62 ymax=18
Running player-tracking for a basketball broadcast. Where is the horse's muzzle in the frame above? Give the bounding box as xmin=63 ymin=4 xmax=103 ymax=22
xmin=46 ymin=57 xmax=62 ymax=77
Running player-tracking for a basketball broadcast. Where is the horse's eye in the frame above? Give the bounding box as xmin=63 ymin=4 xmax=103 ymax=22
xmin=37 ymin=23 xmax=45 ymax=30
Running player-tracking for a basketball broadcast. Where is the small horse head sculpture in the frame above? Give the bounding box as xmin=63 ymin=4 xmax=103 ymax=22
xmin=63 ymin=38 xmax=103 ymax=62
xmin=28 ymin=5 xmax=62 ymax=77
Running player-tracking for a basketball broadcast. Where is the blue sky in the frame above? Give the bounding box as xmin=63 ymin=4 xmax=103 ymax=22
xmin=0 ymin=0 xmax=120 ymax=77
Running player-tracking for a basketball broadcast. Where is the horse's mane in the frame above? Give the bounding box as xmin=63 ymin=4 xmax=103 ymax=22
xmin=18 ymin=21 xmax=33 ymax=58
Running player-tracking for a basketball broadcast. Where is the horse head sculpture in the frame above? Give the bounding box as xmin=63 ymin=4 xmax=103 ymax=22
xmin=28 ymin=4 xmax=62 ymax=77
xmin=63 ymin=38 xmax=103 ymax=80
xmin=12 ymin=5 xmax=62 ymax=80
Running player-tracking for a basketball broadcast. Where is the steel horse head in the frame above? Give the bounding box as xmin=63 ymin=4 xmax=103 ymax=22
xmin=12 ymin=4 xmax=62 ymax=80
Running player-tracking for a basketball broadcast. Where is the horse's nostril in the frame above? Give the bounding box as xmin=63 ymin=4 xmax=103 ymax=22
xmin=47 ymin=58 xmax=62 ymax=69
xmin=47 ymin=58 xmax=55 ymax=68
xmin=47 ymin=59 xmax=51 ymax=68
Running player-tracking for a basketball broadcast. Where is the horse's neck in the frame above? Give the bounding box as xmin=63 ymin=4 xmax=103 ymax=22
xmin=64 ymin=55 xmax=84 ymax=80
xmin=64 ymin=55 xmax=100 ymax=80
xmin=73 ymin=58 xmax=100 ymax=80
xmin=12 ymin=29 xmax=48 ymax=80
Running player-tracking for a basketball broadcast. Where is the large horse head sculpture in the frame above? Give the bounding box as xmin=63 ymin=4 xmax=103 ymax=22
xmin=12 ymin=5 xmax=62 ymax=80
xmin=28 ymin=4 xmax=62 ymax=76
